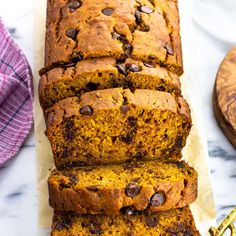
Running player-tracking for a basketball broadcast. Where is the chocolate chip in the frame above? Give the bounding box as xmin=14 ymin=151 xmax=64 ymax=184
xmin=111 ymin=136 xmax=118 ymax=143
xmin=120 ymin=207 xmax=134 ymax=215
xmin=96 ymin=176 xmax=103 ymax=181
xmin=80 ymin=105 xmax=94 ymax=116
xmin=172 ymin=161 xmax=185 ymax=169
xmin=128 ymin=117 xmax=137 ymax=127
xmin=117 ymin=64 xmax=128 ymax=75
xmin=61 ymin=147 xmax=70 ymax=158
xmin=135 ymin=10 xmax=142 ymax=24
xmin=54 ymin=222 xmax=64 ymax=230
xmin=66 ymin=29 xmax=78 ymax=40
xmin=145 ymin=118 xmax=151 ymax=123
xmin=134 ymin=151 xmax=146 ymax=160
xmin=67 ymin=0 xmax=81 ymax=10
xmin=143 ymin=62 xmax=155 ymax=68
xmin=54 ymin=217 xmax=72 ymax=230
xmin=146 ymin=215 xmax=158 ymax=227
xmin=86 ymin=186 xmax=99 ymax=192
xmin=182 ymin=122 xmax=188 ymax=129
xmin=123 ymin=96 xmax=128 ymax=105
xmin=125 ymin=183 xmax=141 ymax=197
xmin=167 ymin=224 xmax=193 ymax=235
xmin=65 ymin=131 xmax=74 ymax=141
xmin=111 ymin=79 xmax=119 ymax=87
xmin=69 ymin=175 xmax=77 ymax=183
xmin=158 ymin=85 xmax=165 ymax=91
xmin=59 ymin=160 xmax=87 ymax=169
xmin=65 ymin=119 xmax=74 ymax=130
xmin=140 ymin=6 xmax=154 ymax=14
xmin=102 ymin=8 xmax=114 ymax=16
xmin=124 ymin=44 xmax=133 ymax=56
xmin=150 ymin=192 xmax=166 ymax=206
xmin=88 ymin=222 xmax=103 ymax=235
xmin=162 ymin=133 xmax=168 ymax=139
xmin=112 ymin=32 xmax=121 ymax=39
xmin=175 ymin=136 xmax=183 ymax=148
xmin=62 ymin=172 xmax=78 ymax=183
xmin=71 ymin=52 xmax=83 ymax=62
xmin=85 ymin=82 xmax=100 ymax=91
xmin=148 ymin=55 xmax=157 ymax=60
xmin=127 ymin=64 xmax=141 ymax=72
xmin=184 ymin=179 xmax=188 ymax=187
xmin=123 ymin=79 xmax=134 ymax=91
xmin=121 ymin=130 xmax=135 ymax=144
xmin=165 ymin=43 xmax=174 ymax=55
xmin=120 ymin=105 xmax=130 ymax=114
xmin=63 ymin=119 xmax=75 ymax=140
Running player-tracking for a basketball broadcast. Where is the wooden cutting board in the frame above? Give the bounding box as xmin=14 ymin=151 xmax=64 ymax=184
xmin=213 ymin=46 xmax=236 ymax=148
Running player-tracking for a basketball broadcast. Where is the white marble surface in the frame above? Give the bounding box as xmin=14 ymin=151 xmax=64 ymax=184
xmin=0 ymin=0 xmax=236 ymax=235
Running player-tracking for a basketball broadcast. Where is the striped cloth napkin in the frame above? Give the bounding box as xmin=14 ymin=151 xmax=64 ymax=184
xmin=0 ymin=18 xmax=33 ymax=166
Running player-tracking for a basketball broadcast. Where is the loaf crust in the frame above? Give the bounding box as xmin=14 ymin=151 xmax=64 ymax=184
xmin=39 ymin=58 xmax=181 ymax=110
xmin=48 ymin=160 xmax=197 ymax=215
xmin=44 ymin=0 xmax=182 ymax=75
xmin=46 ymin=88 xmax=192 ymax=169
xmin=51 ymin=207 xmax=200 ymax=235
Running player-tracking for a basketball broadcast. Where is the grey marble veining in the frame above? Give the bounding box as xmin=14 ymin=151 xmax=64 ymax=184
xmin=193 ymin=1 xmax=236 ymax=224
xmin=0 ymin=0 xmax=236 ymax=235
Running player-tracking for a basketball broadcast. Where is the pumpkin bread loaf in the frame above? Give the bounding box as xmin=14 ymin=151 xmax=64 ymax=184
xmin=42 ymin=0 xmax=200 ymax=234
xmin=51 ymin=207 xmax=200 ymax=236
xmin=44 ymin=0 xmax=183 ymax=75
xmin=39 ymin=58 xmax=181 ymax=110
xmin=46 ymin=88 xmax=192 ymax=169
xmin=48 ymin=160 xmax=197 ymax=215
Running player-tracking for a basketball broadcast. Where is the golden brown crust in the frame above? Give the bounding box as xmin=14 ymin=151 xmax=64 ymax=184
xmin=39 ymin=57 xmax=181 ymax=110
xmin=44 ymin=0 xmax=182 ymax=75
xmin=48 ymin=161 xmax=197 ymax=215
xmin=46 ymin=88 xmax=192 ymax=169
xmin=213 ymin=46 xmax=236 ymax=148
xmin=51 ymin=207 xmax=200 ymax=235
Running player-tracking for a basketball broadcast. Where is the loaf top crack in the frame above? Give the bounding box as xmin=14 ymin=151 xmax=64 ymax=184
xmin=45 ymin=0 xmax=182 ymax=75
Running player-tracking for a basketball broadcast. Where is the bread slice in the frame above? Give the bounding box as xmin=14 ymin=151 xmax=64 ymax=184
xmin=51 ymin=207 xmax=200 ymax=235
xmin=39 ymin=58 xmax=181 ymax=110
xmin=48 ymin=160 xmax=197 ymax=215
xmin=43 ymin=0 xmax=182 ymax=75
xmin=46 ymin=88 xmax=192 ymax=169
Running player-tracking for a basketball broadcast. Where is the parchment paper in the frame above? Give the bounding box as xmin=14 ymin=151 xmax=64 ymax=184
xmin=33 ymin=0 xmax=216 ymax=235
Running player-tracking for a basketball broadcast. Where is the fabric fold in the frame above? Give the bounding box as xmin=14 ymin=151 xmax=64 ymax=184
xmin=0 ymin=18 xmax=33 ymax=166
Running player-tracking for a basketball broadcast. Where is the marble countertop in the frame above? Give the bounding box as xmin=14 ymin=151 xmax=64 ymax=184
xmin=0 ymin=0 xmax=236 ymax=235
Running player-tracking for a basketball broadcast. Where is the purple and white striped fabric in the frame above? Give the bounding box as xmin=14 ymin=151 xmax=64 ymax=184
xmin=0 ymin=18 xmax=33 ymax=166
